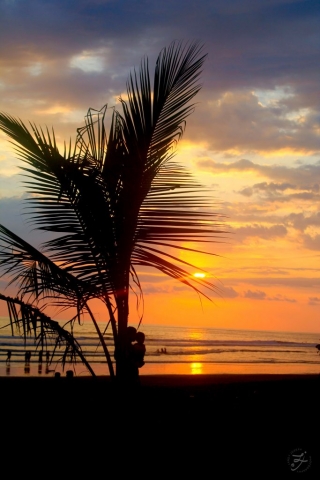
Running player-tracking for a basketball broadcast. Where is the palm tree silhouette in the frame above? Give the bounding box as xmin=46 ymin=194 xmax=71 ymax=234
xmin=0 ymin=42 xmax=224 ymax=379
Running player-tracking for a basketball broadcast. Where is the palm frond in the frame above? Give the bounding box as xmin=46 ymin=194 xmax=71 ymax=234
xmin=0 ymin=293 xmax=96 ymax=376
xmin=120 ymin=41 xmax=206 ymax=175
xmin=0 ymin=113 xmax=119 ymax=293
xmin=0 ymin=224 xmax=98 ymax=304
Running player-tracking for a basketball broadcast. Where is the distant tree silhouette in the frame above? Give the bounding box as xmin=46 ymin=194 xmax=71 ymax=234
xmin=0 ymin=42 xmax=224 ymax=379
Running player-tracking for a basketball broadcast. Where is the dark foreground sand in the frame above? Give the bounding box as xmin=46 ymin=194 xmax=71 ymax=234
xmin=1 ymin=374 xmax=319 ymax=476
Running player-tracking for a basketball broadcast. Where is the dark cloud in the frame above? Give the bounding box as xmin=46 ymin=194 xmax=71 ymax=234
xmin=189 ymin=89 xmax=320 ymax=152
xmin=0 ymin=0 xmax=319 ymax=139
xmin=285 ymin=212 xmax=320 ymax=232
xmin=237 ymin=186 xmax=253 ymax=197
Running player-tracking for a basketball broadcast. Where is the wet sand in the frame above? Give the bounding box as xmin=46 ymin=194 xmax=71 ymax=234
xmin=1 ymin=374 xmax=319 ymax=476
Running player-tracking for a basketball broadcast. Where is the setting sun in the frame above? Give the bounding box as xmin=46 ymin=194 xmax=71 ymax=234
xmin=193 ymin=272 xmax=206 ymax=278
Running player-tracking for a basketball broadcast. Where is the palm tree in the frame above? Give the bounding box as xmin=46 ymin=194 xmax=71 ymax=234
xmin=0 ymin=42 xmax=224 ymax=379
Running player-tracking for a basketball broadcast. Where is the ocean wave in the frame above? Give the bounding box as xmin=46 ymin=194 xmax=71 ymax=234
xmin=146 ymin=338 xmax=315 ymax=348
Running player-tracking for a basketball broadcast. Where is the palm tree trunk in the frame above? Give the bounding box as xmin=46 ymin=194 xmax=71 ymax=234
xmin=115 ymin=269 xmax=130 ymax=379
xmin=115 ymin=299 xmax=129 ymax=378
xmin=85 ymin=302 xmax=115 ymax=377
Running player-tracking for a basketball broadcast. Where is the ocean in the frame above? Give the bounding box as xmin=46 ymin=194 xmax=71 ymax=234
xmin=0 ymin=319 xmax=319 ymax=376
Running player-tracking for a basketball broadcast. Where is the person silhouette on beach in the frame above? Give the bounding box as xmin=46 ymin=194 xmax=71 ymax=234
xmin=6 ymin=350 xmax=11 ymax=365
xmin=24 ymin=351 xmax=31 ymax=365
xmin=24 ymin=351 xmax=31 ymax=374
xmin=114 ymin=327 xmax=146 ymax=383
xmin=114 ymin=326 xmax=137 ymax=380
xmin=38 ymin=350 xmax=43 ymax=363
xmin=132 ymin=332 xmax=146 ymax=369
xmin=128 ymin=331 xmax=146 ymax=384
xmin=126 ymin=327 xmax=139 ymax=379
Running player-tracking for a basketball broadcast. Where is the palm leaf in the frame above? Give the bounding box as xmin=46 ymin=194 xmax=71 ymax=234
xmin=0 ymin=224 xmax=97 ymax=303
xmin=0 ymin=293 xmax=96 ymax=376
xmin=0 ymin=114 xmax=119 ymax=294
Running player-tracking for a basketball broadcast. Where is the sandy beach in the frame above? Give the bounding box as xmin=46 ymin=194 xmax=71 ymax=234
xmin=1 ymin=373 xmax=319 ymax=476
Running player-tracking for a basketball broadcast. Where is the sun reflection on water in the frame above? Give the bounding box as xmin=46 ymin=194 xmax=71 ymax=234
xmin=189 ymin=331 xmax=204 ymax=341
xmin=190 ymin=362 xmax=203 ymax=374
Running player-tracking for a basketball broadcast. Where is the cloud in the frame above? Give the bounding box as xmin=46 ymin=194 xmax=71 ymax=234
xmin=220 ymin=286 xmax=239 ymax=298
xmin=141 ymin=283 xmax=189 ymax=295
xmin=237 ymin=184 xmax=320 ymax=203
xmin=198 ymin=159 xmax=320 ymax=214
xmin=214 ymin=281 xmax=298 ymax=302
xmin=233 ymin=223 xmax=287 ymax=240
xmin=237 ymin=181 xmax=315 ymax=197
xmin=308 ymin=296 xmax=320 ymax=306
xmin=268 ymin=294 xmax=296 ymax=303
xmin=197 ymin=159 xmax=320 ymax=185
xmin=243 ymin=289 xmax=296 ymax=302
xmin=240 ymin=277 xmax=320 ymax=289
xmin=303 ymin=234 xmax=320 ymax=251
xmin=188 ymin=87 xmax=320 ymax=153
xmin=285 ymin=212 xmax=320 ymax=232
xmin=0 ymin=0 xmax=319 ymax=155
xmin=244 ymin=289 xmax=266 ymax=300
xmin=213 ymin=203 xmax=320 ymax=242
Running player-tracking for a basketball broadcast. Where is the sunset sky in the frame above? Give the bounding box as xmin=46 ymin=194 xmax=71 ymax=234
xmin=0 ymin=0 xmax=320 ymax=333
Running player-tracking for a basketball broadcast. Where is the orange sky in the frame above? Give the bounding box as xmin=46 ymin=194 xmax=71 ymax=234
xmin=1 ymin=1 xmax=320 ymax=333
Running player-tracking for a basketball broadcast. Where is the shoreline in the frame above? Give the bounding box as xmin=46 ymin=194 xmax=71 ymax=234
xmin=1 ymin=360 xmax=319 ymax=377
xmin=2 ymin=371 xmax=319 ymax=381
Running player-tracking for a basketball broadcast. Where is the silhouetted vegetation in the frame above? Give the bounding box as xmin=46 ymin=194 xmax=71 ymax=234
xmin=0 ymin=42 xmax=224 ymax=379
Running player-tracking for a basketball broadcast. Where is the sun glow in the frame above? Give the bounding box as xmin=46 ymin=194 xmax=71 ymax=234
xmin=193 ymin=272 xmax=206 ymax=278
